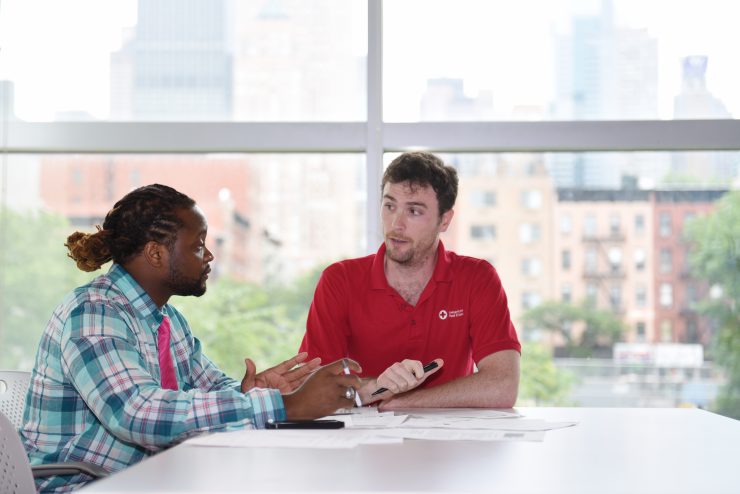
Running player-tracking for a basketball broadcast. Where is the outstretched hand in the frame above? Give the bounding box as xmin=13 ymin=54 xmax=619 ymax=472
xmin=282 ymin=359 xmax=363 ymax=420
xmin=240 ymin=352 xmax=322 ymax=394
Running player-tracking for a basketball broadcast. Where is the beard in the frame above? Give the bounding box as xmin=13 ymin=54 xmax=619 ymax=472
xmin=166 ymin=260 xmax=208 ymax=297
xmin=385 ymin=231 xmax=438 ymax=267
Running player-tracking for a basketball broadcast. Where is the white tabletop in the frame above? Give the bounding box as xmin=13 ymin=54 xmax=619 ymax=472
xmin=81 ymin=407 xmax=740 ymax=494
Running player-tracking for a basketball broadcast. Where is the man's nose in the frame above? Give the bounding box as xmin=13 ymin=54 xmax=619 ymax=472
xmin=390 ymin=210 xmax=405 ymax=229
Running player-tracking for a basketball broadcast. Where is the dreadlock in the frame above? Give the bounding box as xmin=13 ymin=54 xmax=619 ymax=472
xmin=382 ymin=151 xmax=459 ymax=215
xmin=65 ymin=184 xmax=196 ymax=272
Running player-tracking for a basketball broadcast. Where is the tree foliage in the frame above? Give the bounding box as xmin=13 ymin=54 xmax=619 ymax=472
xmin=685 ymin=191 xmax=740 ymax=419
xmin=518 ymin=342 xmax=574 ymax=406
xmin=0 ymin=209 xmax=92 ymax=369
xmin=521 ymin=300 xmax=626 ymax=357
xmin=171 ymin=267 xmax=323 ymax=378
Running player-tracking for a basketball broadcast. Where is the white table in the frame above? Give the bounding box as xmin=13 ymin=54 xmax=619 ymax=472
xmin=81 ymin=407 xmax=740 ymax=494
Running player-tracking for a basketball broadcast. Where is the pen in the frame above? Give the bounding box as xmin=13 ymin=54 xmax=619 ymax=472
xmin=342 ymin=358 xmax=363 ymax=407
xmin=371 ymin=361 xmax=439 ymax=396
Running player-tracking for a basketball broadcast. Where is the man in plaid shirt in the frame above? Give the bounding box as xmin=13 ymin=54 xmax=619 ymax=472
xmin=20 ymin=184 xmax=361 ymax=493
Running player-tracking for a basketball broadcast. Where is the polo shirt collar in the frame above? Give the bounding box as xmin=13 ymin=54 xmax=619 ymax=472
xmin=370 ymin=240 xmax=453 ymax=290
xmin=108 ymin=263 xmax=167 ymax=330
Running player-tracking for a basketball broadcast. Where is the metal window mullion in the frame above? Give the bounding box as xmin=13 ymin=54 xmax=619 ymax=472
xmin=365 ymin=0 xmax=383 ymax=253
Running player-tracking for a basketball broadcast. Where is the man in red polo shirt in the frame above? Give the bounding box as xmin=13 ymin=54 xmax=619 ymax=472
xmin=300 ymin=151 xmax=521 ymax=408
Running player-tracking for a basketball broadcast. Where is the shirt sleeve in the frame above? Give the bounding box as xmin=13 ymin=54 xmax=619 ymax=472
xmin=299 ymin=263 xmax=351 ymax=363
xmin=468 ymin=261 xmax=522 ymax=363
xmin=59 ymin=303 xmax=286 ymax=452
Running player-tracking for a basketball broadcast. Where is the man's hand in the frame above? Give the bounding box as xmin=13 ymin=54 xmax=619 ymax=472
xmin=359 ymin=358 xmax=444 ymax=404
xmin=282 ymin=359 xmax=362 ymax=420
xmin=240 ymin=352 xmax=321 ymax=394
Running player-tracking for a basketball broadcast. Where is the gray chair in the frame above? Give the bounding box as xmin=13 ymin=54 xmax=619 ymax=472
xmin=0 ymin=372 xmax=108 ymax=493
xmin=0 ymin=370 xmax=32 ymax=430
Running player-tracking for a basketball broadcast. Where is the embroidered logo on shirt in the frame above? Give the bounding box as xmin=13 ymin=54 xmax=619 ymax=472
xmin=439 ymin=309 xmax=464 ymax=320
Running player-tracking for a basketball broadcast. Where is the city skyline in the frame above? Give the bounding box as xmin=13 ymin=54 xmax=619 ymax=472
xmin=1 ymin=0 xmax=738 ymax=121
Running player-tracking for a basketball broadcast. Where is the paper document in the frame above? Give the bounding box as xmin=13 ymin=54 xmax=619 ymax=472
xmin=402 ymin=417 xmax=577 ymax=432
xmin=184 ymin=429 xmax=377 ymax=449
xmin=323 ymin=412 xmax=409 ymax=429
xmin=408 ymin=408 xmax=521 ymax=419
xmin=379 ymin=428 xmax=546 ymax=442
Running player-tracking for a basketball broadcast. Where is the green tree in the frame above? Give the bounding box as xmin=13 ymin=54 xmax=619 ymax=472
xmin=0 ymin=209 xmax=94 ymax=369
xmin=521 ymin=300 xmax=626 ymax=358
xmin=518 ymin=342 xmax=574 ymax=406
xmin=171 ymin=267 xmax=324 ymax=379
xmin=685 ymin=191 xmax=740 ymax=419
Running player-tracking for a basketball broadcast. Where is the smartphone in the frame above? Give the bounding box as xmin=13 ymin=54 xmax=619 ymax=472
xmin=266 ymin=419 xmax=345 ymax=430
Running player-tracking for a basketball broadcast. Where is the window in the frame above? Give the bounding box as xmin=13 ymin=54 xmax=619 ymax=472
xmin=585 ymin=247 xmax=598 ymax=274
xmin=609 ymin=213 xmax=621 ymax=236
xmin=686 ymin=284 xmax=699 ymax=306
xmin=609 ymin=285 xmax=622 ymax=310
xmin=586 ymin=283 xmax=599 ymax=306
xmin=560 ymin=213 xmax=572 ymax=235
xmin=660 ymin=320 xmax=673 ymax=342
xmin=634 ymin=214 xmax=645 ymax=236
xmin=2 ymin=1 xmax=738 ymax=414
xmin=522 ymin=257 xmax=542 ymax=277
xmin=634 ymin=248 xmax=646 ymax=271
xmin=561 ymin=249 xmax=572 ymax=270
xmin=659 ymin=212 xmax=672 ymax=237
xmin=636 ymin=322 xmax=646 ymax=342
xmin=660 ymin=283 xmax=674 ymax=307
xmin=518 ymin=223 xmax=541 ymax=244
xmin=686 ymin=320 xmax=699 ymax=343
xmin=636 ymin=284 xmax=647 ymax=307
xmin=522 ymin=291 xmax=542 ymax=310
xmin=660 ymin=248 xmax=673 ymax=274
xmin=521 ymin=190 xmax=542 ymax=209
xmin=470 ymin=224 xmax=496 ymax=240
xmin=584 ymin=214 xmax=597 ymax=238
xmin=470 ymin=190 xmax=496 ymax=207
xmin=384 ymin=1 xmax=740 ymax=122
xmin=608 ymin=247 xmax=622 ymax=273
xmin=561 ymin=284 xmax=572 ymax=303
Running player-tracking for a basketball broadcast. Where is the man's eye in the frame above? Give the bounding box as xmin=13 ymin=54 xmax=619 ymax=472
xmin=410 ymin=208 xmax=421 ymax=216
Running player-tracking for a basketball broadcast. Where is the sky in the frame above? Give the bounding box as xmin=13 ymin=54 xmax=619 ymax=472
xmin=0 ymin=0 xmax=738 ymax=121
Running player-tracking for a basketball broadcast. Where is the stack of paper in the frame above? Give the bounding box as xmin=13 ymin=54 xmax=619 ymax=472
xmin=183 ymin=408 xmax=577 ymax=449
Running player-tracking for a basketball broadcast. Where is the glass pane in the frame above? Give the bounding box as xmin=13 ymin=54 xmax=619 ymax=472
xmin=0 ymin=0 xmax=367 ymax=121
xmin=384 ymin=0 xmax=740 ymax=121
xmin=0 ymin=153 xmax=365 ymax=375
xmin=381 ymin=151 xmax=735 ymax=412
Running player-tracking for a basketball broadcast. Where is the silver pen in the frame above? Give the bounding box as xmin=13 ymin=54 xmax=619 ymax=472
xmin=341 ymin=358 xmax=363 ymax=407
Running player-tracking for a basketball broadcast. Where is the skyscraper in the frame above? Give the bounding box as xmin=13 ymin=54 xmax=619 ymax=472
xmin=550 ymin=0 xmax=658 ymax=188
xmin=110 ymin=0 xmax=233 ymax=120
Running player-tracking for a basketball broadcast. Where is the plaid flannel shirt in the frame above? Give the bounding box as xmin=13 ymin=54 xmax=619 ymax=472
xmin=20 ymin=264 xmax=285 ymax=493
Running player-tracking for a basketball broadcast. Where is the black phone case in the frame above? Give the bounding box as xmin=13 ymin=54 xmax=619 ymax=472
xmin=266 ymin=419 xmax=345 ymax=429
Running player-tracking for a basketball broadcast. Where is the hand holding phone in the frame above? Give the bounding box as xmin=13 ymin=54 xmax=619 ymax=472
xmin=266 ymin=419 xmax=345 ymax=429
xmin=371 ymin=360 xmax=441 ymax=397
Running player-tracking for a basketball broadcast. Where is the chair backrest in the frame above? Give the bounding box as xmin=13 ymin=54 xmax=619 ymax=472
xmin=0 ymin=371 xmax=31 ymax=430
xmin=0 ymin=410 xmax=36 ymax=494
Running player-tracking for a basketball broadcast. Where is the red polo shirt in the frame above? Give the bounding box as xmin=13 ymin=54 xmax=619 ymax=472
xmin=299 ymin=242 xmax=520 ymax=389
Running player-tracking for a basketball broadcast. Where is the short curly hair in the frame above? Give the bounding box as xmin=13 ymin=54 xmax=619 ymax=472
xmin=65 ymin=184 xmax=196 ymax=271
xmin=382 ymin=152 xmax=458 ymax=215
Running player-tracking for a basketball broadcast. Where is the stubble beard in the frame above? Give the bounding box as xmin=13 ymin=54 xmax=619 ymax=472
xmin=166 ymin=261 xmax=207 ymax=297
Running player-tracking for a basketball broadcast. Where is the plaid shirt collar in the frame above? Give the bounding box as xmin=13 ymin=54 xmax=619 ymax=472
xmin=108 ymin=263 xmax=166 ymax=331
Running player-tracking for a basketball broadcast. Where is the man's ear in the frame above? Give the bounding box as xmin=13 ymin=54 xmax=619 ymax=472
xmin=439 ymin=208 xmax=454 ymax=233
xmin=142 ymin=241 xmax=167 ymax=269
